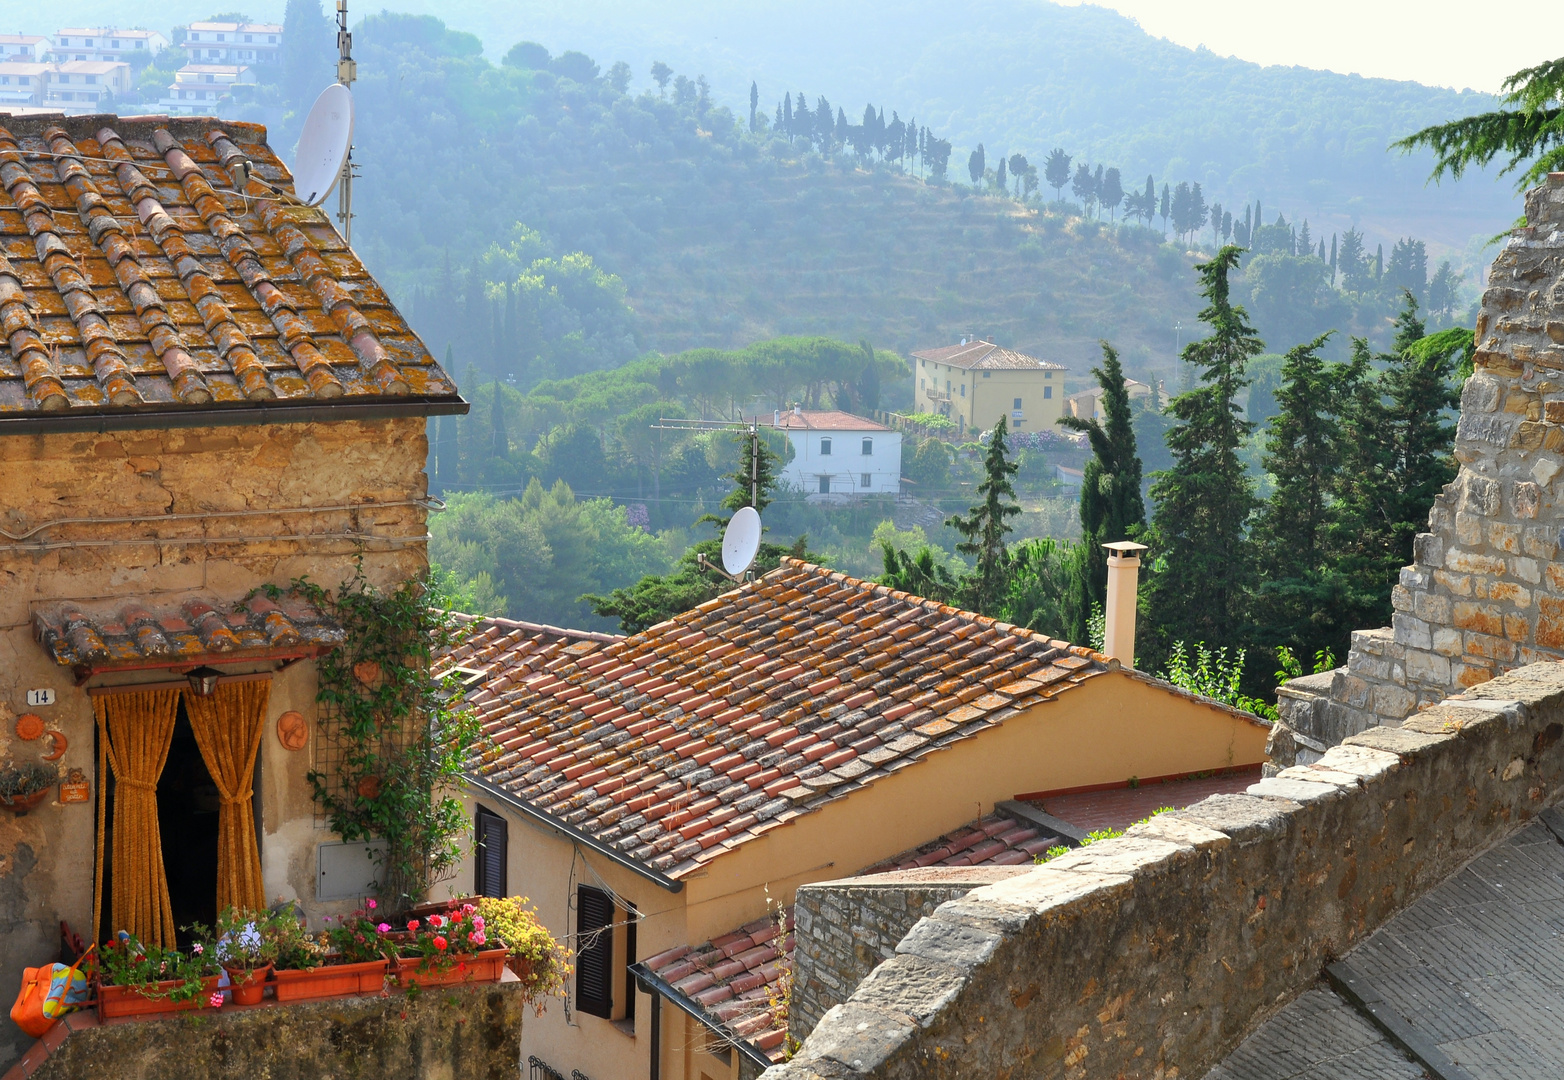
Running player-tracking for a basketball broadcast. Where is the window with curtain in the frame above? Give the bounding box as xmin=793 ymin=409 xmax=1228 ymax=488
xmin=576 ymin=885 xmax=615 ymax=1018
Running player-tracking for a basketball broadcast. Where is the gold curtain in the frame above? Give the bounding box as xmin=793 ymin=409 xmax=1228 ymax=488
xmin=93 ymin=689 xmax=180 ymax=947
xmin=183 ymin=680 xmax=269 ymax=915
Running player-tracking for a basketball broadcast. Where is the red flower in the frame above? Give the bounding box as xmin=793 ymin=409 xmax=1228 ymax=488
xmin=434 ymin=935 xmax=448 ymax=951
xmin=429 ymin=914 xmax=445 ymax=929
xmin=407 ymin=920 xmax=419 ymax=932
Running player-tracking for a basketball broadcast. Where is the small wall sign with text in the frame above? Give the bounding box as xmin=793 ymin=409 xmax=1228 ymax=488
xmin=26 ymin=689 xmax=55 ymax=707
xmin=60 ymin=768 xmax=90 ymax=804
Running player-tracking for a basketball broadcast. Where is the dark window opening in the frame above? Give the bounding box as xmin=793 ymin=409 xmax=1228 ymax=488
xmin=818 ymin=475 xmax=831 ymax=494
xmin=576 ymin=885 xmax=615 ymax=1018
xmin=820 ymin=437 xmax=832 ymax=456
xmin=474 ymin=806 xmax=508 ymax=898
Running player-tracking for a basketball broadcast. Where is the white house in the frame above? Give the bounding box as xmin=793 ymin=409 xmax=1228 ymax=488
xmin=50 ymin=28 xmax=168 ymax=63
xmin=180 ymin=22 xmax=282 ymax=67
xmin=0 ymin=62 xmax=48 ymax=106
xmin=761 ymin=409 xmax=903 ymax=496
xmin=159 ymin=64 xmax=256 ymax=113
xmin=0 ymin=35 xmax=47 ymax=62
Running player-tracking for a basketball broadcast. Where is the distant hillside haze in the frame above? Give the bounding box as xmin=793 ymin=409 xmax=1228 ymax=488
xmin=50 ymin=0 xmax=1518 ymax=252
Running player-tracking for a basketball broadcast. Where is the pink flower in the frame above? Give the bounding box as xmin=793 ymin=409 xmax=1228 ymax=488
xmin=366 ymin=899 xmax=377 ymax=909
xmin=462 ymin=904 xmax=475 ymax=915
xmin=429 ymin=914 xmax=445 ymax=929
xmin=208 ymin=992 xmax=225 ymax=1009
xmin=473 ymin=916 xmax=484 ymax=930
xmin=377 ymin=923 xmax=391 ymax=933
xmin=469 ymin=931 xmax=486 ymax=946
xmin=192 ymin=943 xmax=204 ymax=955
xmin=433 ymin=935 xmax=448 ymax=951
xmin=407 ymin=920 xmax=419 ymax=932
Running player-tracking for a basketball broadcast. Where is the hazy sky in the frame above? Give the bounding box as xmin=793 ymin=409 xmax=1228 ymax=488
xmin=1061 ymin=0 xmax=1561 ymax=93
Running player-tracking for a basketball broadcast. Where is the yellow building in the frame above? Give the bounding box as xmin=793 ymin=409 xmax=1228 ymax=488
xmin=443 ymin=558 xmax=1271 ymax=1080
xmin=910 ymin=339 xmax=1067 ymax=437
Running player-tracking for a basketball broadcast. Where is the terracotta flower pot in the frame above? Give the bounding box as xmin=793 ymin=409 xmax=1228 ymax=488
xmin=272 ymin=958 xmax=388 ymax=1002
xmin=393 ymin=948 xmax=509 ymax=989
xmin=98 ymin=976 xmax=223 ymax=1020
xmin=0 ymin=789 xmax=50 ymax=816
xmin=224 ymin=964 xmax=272 ymax=1005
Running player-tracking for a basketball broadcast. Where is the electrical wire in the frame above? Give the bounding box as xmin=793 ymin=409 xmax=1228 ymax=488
xmin=0 ymin=529 xmax=430 ymax=553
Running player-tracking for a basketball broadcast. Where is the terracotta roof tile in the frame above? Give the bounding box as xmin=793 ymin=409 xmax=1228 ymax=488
xmin=456 ymin=559 xmax=1118 ymax=878
xmin=640 ymin=908 xmax=797 ymax=1064
xmin=863 ymin=812 xmax=1065 ymax=874
xmin=0 ymin=114 xmax=459 ymax=420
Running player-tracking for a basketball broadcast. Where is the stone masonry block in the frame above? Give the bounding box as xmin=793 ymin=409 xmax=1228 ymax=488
xmin=1433 ymin=628 xmax=1464 ymax=657
xmin=1413 ymin=532 xmax=1444 ymax=568
xmin=1537 ymin=595 xmax=1564 ymax=649
xmin=1392 ymin=614 xmax=1432 ymax=651
xmin=1372 ymin=684 xmax=1416 ymax=719
xmin=1416 ymin=592 xmax=1452 ymax=624
xmin=1400 ymin=566 xmax=1432 ymax=591
xmin=1548 ymin=563 xmax=1564 ymax=594
xmin=1490 ymin=580 xmax=1533 ymax=607
xmin=1463 ymin=474 xmax=1503 ymax=515
xmin=1487 ymin=520 xmax=1522 ymax=552
xmin=1435 ymin=570 xmax=1473 ymax=596
xmin=1405 ymin=650 xmax=1452 ymax=685
xmin=1514 ymin=556 xmax=1543 ymax=584
xmin=1391 ymin=586 xmax=1414 ymax=614
xmin=1455 ymin=512 xmax=1484 ymax=547
xmin=1512 ymin=481 xmax=1542 ymax=519
xmin=1447 ymin=549 xmax=1509 ymax=576
xmin=1348 ymin=653 xmax=1391 ymax=681
xmin=1505 ymin=613 xmax=1531 ymax=642
xmin=1462 ymin=373 xmax=1502 ymax=413
xmin=1453 ymin=602 xmax=1504 ymax=635
xmin=1465 ymin=632 xmax=1517 ymax=663
xmin=1525 ymin=525 xmax=1558 ymax=559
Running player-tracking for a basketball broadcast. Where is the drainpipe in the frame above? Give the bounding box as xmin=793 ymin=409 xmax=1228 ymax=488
xmin=649 ymin=989 xmax=660 ymax=1080
xmin=1102 ymin=541 xmax=1149 ymax=668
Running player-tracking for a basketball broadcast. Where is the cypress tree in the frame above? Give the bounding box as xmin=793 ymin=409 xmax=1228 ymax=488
xmin=1250 ymin=333 xmax=1349 ymax=659
xmin=749 ymin=81 xmax=759 ymax=131
xmin=1058 ymin=342 xmax=1145 ymax=643
xmin=490 ymin=381 xmax=509 ymax=459
xmin=1143 ymin=247 xmax=1262 ymax=660
xmin=946 ymin=417 xmax=1022 ymax=615
xmin=783 ymin=93 xmax=793 ymax=139
xmin=1329 ymin=233 xmax=1338 ymax=284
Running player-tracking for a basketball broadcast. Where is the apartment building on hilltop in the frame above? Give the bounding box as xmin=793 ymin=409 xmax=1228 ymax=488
xmin=42 ymin=60 xmax=133 ymax=112
xmin=180 ymin=22 xmax=282 ymax=67
xmin=0 ymin=35 xmax=47 ymax=61
xmin=158 ymin=64 xmax=256 ymax=113
xmin=49 ymin=28 xmax=168 ymax=63
xmin=910 ymin=338 xmax=1067 ymax=437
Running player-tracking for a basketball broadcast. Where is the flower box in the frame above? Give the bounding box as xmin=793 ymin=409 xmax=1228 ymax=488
xmin=272 ymin=958 xmax=389 ymax=1002
xmin=393 ymin=948 xmax=509 ymax=989
xmin=98 ymin=975 xmax=222 ymax=1020
xmin=0 ymin=789 xmax=51 ymax=816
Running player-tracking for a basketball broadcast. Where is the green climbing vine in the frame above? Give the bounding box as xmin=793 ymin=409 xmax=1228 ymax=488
xmin=269 ymin=563 xmax=478 ymax=912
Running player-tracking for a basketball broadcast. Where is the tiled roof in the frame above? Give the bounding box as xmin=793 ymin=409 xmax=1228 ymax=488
xmin=910 ymin=340 xmax=1066 ymax=371
xmin=638 ymin=910 xmax=796 ymax=1063
xmin=460 ymin=558 xmax=1117 ymax=878
xmin=32 ymin=592 xmax=342 ymax=667
xmin=0 ymin=114 xmax=461 ymax=420
xmin=862 ymin=813 xmax=1059 ymax=873
xmin=436 ymin=614 xmax=621 ymax=685
xmin=760 ymin=410 xmax=889 ymax=432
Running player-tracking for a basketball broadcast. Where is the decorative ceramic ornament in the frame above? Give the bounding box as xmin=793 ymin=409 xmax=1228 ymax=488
xmin=277 ymin=711 xmax=309 ymax=751
xmin=15 ymin=713 xmax=44 ymax=741
xmin=40 ymin=730 xmax=66 ymax=761
xmin=60 ymin=769 xmax=90 ymax=804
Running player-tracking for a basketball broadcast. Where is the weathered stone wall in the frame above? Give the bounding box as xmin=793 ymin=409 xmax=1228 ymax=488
xmin=789 ymin=868 xmax=1027 ymax=1045
xmin=0 ymin=417 xmax=429 ymax=1072
xmin=1269 ymin=176 xmax=1564 ymax=771
xmin=30 ymin=981 xmax=523 ymax=1080
xmin=761 ymin=661 xmax=1564 ymax=1080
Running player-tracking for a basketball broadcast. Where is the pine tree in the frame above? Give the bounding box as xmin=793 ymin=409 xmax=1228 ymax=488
xmin=1058 ymin=342 xmax=1145 ymax=643
xmin=1044 ymin=148 xmax=1072 ymax=201
xmin=946 ymin=417 xmax=1022 ymax=614
xmin=1008 ymin=153 xmax=1029 ymax=196
xmin=1250 ymin=333 xmax=1349 ymax=658
xmin=1144 ymin=247 xmax=1262 ymax=660
xmin=1073 ymin=162 xmax=1096 ymax=212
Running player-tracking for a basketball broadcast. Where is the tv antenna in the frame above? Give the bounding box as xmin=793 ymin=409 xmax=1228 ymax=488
xmin=335 ymin=0 xmax=357 ymax=243
xmin=292 ymin=84 xmax=353 ymax=207
xmin=653 ymin=417 xmax=768 ymax=582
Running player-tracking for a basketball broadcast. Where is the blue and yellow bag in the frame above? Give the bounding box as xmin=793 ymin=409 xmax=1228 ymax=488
xmin=10 ymin=945 xmax=93 ymax=1038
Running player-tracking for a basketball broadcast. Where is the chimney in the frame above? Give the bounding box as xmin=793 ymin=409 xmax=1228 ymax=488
xmin=793 ymin=403 xmax=801 ymax=417
xmin=1101 ymin=541 xmax=1149 ymax=667
xmin=774 ymin=409 xmax=781 ymax=427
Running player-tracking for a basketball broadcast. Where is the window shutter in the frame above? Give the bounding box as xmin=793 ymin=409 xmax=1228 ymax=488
xmin=474 ymin=807 xmax=507 ymax=898
xmin=576 ymin=886 xmax=615 ymax=1018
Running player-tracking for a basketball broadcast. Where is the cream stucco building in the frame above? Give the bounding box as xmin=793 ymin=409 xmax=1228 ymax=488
xmin=910 ymin=339 xmax=1067 ymax=437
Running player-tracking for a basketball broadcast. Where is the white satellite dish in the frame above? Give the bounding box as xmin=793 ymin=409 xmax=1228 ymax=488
xmin=292 ymin=84 xmax=355 ymax=207
xmin=722 ymin=506 xmax=762 ymax=577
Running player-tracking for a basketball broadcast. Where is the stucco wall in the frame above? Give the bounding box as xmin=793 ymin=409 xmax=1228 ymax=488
xmin=0 ymin=417 xmax=429 ymax=1072
xmin=760 ymin=662 xmax=1564 ymax=1080
xmin=914 ymin=361 xmax=1065 ymax=435
xmin=779 ymin=429 xmax=902 ymax=496
xmin=448 ymin=671 xmax=1265 ymax=1080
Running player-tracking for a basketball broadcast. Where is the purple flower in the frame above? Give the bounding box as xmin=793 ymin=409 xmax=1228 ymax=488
xmin=366 ymin=899 xmax=377 ymax=909
xmin=377 ymin=922 xmax=391 ymax=933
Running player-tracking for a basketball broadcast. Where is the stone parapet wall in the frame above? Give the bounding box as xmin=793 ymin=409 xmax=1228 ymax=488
xmin=22 ymin=981 xmax=525 ymax=1080
xmin=789 ymin=868 xmax=1027 ymax=1045
xmin=1269 ymin=176 xmax=1564 ymax=771
xmin=761 ymin=662 xmax=1564 ymax=1080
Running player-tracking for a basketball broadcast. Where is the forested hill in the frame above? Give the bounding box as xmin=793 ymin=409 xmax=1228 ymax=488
xmin=321 ymin=13 xmax=1208 ymax=383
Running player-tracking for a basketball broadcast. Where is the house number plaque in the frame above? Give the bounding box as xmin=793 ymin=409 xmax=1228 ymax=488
xmin=26 ymin=689 xmax=55 ymax=707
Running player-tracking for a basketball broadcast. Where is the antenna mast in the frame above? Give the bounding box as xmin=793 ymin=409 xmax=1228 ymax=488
xmin=335 ymin=0 xmax=356 ymax=244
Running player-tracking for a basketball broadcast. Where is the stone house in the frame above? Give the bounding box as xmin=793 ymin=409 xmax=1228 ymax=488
xmin=910 ymin=340 xmax=1066 ymax=436
xmin=438 ymin=558 xmax=1270 ymax=1080
xmin=0 ymin=112 xmax=462 ymax=1071
xmin=1269 ymin=174 xmax=1564 ymax=770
